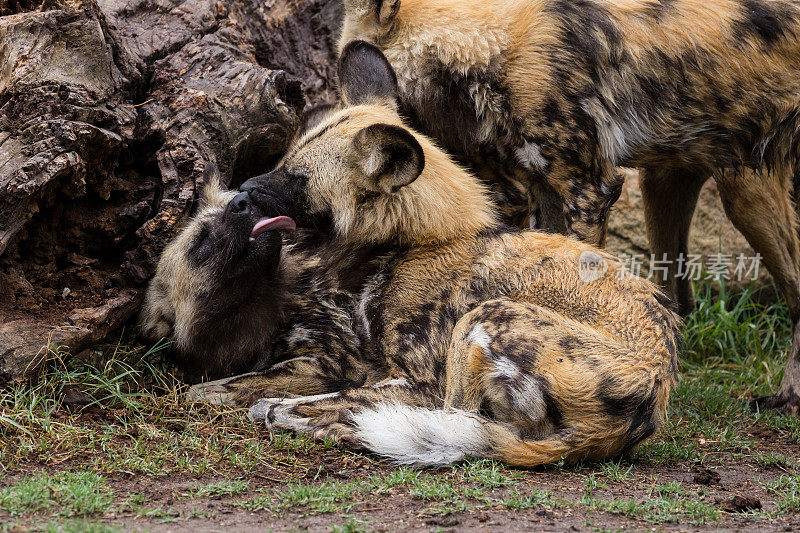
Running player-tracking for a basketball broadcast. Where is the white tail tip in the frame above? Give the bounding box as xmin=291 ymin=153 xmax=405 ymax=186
xmin=351 ymin=403 xmax=489 ymax=467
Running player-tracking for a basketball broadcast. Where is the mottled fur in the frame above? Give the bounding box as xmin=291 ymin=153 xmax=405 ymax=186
xmin=339 ymin=0 xmax=800 ymax=241
xmin=338 ymin=0 xmax=800 ymax=413
xmin=181 ymin=47 xmax=682 ymax=467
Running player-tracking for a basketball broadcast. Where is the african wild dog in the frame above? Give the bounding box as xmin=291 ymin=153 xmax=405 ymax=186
xmin=140 ymin=167 xmax=377 ymax=388
xmin=182 ymin=43 xmax=681 ymax=467
xmin=338 ymin=1 xmax=800 ymax=412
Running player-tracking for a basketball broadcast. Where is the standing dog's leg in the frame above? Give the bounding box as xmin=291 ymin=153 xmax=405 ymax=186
xmin=640 ymin=166 xmax=708 ymax=315
xmin=716 ymin=170 xmax=800 ymax=414
xmin=546 ymin=159 xmax=624 ymax=248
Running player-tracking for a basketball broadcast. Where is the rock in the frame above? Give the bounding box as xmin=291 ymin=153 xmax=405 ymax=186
xmin=0 ymin=320 xmax=64 ymax=382
xmin=0 ymin=0 xmax=343 ymax=382
xmin=0 ymin=291 xmax=141 ymax=381
xmin=693 ymin=467 xmax=722 ymax=486
xmin=60 ymin=384 xmax=93 ymax=408
xmin=719 ymin=495 xmax=762 ymax=513
xmin=607 ymin=169 xmax=772 ymax=292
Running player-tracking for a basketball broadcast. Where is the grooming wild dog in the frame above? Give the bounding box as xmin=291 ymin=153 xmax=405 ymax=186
xmin=338 ymin=1 xmax=800 ymax=412
xmin=178 ymin=44 xmax=682 ymax=467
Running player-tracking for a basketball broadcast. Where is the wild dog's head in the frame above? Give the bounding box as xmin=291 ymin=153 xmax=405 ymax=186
xmin=140 ymin=166 xmax=294 ymax=381
xmin=231 ymin=41 xmax=496 ymax=246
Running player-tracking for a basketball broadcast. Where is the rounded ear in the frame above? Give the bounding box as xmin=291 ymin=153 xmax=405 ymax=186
xmin=352 ymin=123 xmax=425 ymax=193
xmin=339 ymin=40 xmax=399 ymax=108
xmin=199 ymin=163 xmax=228 ymax=207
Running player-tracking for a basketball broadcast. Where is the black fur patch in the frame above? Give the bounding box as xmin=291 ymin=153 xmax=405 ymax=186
xmin=622 ymin=390 xmax=659 ymax=454
xmin=539 ymin=377 xmax=565 ymax=429
xmin=187 ymin=225 xmax=213 ymax=267
xmin=547 ymin=0 xmax=624 ymax=70
xmin=737 ymin=0 xmax=796 ymax=46
xmin=298 ymin=104 xmax=337 ymax=136
xmin=288 ymin=114 xmax=351 ymax=159
xmin=596 ymin=376 xmax=660 ymax=453
xmin=597 ymin=375 xmax=650 ymax=418
xmin=641 ymin=0 xmax=677 ymax=19
xmin=400 ymin=63 xmax=505 ymax=157
xmin=558 ymin=335 xmax=581 ymax=352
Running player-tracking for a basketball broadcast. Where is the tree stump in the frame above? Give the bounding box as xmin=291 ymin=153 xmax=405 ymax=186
xmin=0 ymin=0 xmax=343 ymax=382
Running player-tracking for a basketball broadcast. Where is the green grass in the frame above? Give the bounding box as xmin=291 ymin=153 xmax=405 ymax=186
xmin=502 ymin=488 xmax=553 ymax=510
xmin=764 ymin=473 xmax=800 ymax=513
xmin=232 ymin=461 xmax=513 ymax=516
xmin=599 ymin=460 xmax=633 ymax=483
xmin=190 ymin=479 xmax=250 ymax=498
xmin=0 ymin=339 xmax=335 ymax=480
xmin=753 ymin=450 xmax=793 ymax=468
xmin=0 ymin=472 xmax=114 ymax=518
xmin=581 ymin=476 xmax=718 ymax=525
xmin=596 ymin=492 xmax=719 ymax=525
xmin=329 ymin=518 xmax=371 ymax=533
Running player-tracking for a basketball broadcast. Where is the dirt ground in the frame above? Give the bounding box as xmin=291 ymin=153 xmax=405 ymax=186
xmin=3 ymin=407 xmax=800 ymax=532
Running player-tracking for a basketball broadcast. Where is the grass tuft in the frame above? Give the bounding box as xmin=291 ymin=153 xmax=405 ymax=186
xmin=0 ymin=472 xmax=114 ymax=518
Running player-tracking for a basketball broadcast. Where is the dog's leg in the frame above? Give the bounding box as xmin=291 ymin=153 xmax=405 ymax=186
xmin=716 ymin=169 xmax=800 ymax=414
xmin=187 ymin=352 xmax=379 ymax=407
xmin=640 ymin=166 xmax=708 ymax=315
xmin=545 ymin=160 xmax=624 ymax=247
xmin=248 ymin=383 xmax=437 ymax=450
xmin=443 ymin=297 xmax=675 ymax=462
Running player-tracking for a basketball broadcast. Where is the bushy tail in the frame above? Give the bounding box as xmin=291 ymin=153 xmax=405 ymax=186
xmin=350 ymin=402 xmax=605 ymax=468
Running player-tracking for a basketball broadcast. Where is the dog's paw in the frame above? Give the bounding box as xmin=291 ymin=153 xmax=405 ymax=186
xmin=249 ymin=398 xmax=313 ymax=433
xmin=187 ymin=377 xmax=249 ymax=406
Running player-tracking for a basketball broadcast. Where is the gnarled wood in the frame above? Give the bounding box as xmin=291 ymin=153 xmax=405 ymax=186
xmin=0 ymin=0 xmax=342 ymax=382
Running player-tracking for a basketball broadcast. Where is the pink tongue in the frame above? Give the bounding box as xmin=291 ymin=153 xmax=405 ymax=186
xmin=250 ymin=216 xmax=297 ymax=238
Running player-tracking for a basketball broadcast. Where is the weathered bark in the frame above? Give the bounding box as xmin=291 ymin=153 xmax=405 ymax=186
xmin=0 ymin=0 xmax=342 ymax=382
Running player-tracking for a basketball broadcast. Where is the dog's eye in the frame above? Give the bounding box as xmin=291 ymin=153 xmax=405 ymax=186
xmin=189 ymin=228 xmax=214 ymax=264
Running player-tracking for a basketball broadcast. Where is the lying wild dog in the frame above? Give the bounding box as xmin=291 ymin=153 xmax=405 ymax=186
xmin=180 ymin=43 xmax=681 ymax=467
xmin=337 ymin=1 xmax=800 ymax=412
xmin=140 ymin=167 xmax=378 ymax=388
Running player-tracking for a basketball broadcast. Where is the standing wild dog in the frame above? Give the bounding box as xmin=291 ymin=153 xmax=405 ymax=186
xmin=184 ymin=43 xmax=681 ymax=467
xmin=338 ymin=1 xmax=800 ymax=412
